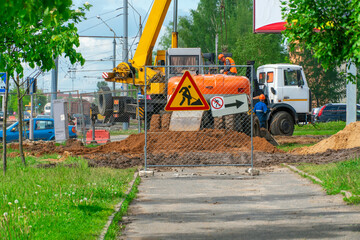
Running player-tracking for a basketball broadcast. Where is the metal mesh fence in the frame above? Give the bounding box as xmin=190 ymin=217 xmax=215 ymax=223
xmin=21 ymin=91 xmax=80 ymax=141
xmin=144 ymin=64 xmax=255 ymax=168
xmin=22 ymin=89 xmax=140 ymax=143
xmin=78 ymin=89 xmax=139 ymax=144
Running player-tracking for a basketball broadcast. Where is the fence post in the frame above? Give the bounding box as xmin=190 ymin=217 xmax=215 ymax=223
xmin=144 ymin=67 xmax=148 ymax=171
xmin=80 ymin=95 xmax=86 ymax=144
xmin=250 ymin=64 xmax=254 ymax=169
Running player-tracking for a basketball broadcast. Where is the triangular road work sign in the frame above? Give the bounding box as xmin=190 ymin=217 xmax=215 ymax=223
xmin=165 ymin=71 xmax=210 ymax=111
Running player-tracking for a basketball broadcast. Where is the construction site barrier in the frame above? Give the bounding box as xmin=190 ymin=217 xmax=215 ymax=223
xmin=86 ymin=130 xmax=110 ymax=144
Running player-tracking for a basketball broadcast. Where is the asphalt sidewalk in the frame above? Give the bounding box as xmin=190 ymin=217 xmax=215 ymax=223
xmin=121 ymin=167 xmax=360 ymax=240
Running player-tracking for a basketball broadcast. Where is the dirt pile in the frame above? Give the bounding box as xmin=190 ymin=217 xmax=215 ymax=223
xmin=146 ymin=129 xmax=280 ymax=154
xmin=9 ymin=139 xmax=86 ymax=156
xmin=294 ymin=122 xmax=360 ymax=154
xmin=274 ymin=135 xmax=327 ymax=145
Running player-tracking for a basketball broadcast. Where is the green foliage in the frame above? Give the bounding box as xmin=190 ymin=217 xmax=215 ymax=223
xmin=7 ymin=88 xmax=30 ymax=114
xmin=282 ymin=0 xmax=360 ymax=70
xmin=234 ymin=34 xmax=288 ymax=67
xmin=0 ymin=1 xmax=91 ymax=78
xmin=0 ymin=153 xmax=136 ymax=239
xmin=97 ymin=81 xmax=109 ymax=92
xmin=159 ymin=0 xmax=287 ymax=67
xmin=297 ymin=158 xmax=360 ymax=204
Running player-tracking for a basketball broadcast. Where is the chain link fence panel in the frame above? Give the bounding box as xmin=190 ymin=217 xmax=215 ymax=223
xmin=79 ymin=89 xmax=139 ymax=144
xmin=143 ymin=65 xmax=259 ymax=168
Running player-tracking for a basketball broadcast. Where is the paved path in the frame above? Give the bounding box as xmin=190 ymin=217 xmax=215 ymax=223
xmin=121 ymin=167 xmax=360 ymax=240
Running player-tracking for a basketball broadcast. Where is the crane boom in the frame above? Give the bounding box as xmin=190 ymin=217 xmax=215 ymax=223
xmin=132 ymin=0 xmax=171 ymax=67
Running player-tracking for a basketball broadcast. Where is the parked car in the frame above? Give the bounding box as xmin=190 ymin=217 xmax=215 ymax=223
xmin=0 ymin=118 xmax=77 ymax=142
xmin=316 ymin=103 xmax=360 ymax=122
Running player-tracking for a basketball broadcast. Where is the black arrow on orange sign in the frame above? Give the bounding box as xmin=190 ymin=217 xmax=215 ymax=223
xmin=225 ymin=100 xmax=244 ymax=109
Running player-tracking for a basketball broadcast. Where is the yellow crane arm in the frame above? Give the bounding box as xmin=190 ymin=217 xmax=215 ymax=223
xmin=132 ymin=0 xmax=171 ymax=67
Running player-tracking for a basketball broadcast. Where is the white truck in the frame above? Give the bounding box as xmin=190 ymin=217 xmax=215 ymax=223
xmin=256 ymin=63 xmax=311 ymax=135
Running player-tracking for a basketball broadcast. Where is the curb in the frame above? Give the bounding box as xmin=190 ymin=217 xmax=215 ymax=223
xmin=284 ymin=164 xmax=323 ymax=184
xmin=98 ymin=171 xmax=139 ymax=240
xmin=284 ymin=164 xmax=360 ymax=201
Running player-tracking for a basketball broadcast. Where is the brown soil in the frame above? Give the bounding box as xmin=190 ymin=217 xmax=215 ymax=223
xmin=274 ymin=135 xmax=327 ymax=145
xmin=12 ymin=125 xmax=360 ymax=169
xmin=294 ymin=122 xmax=360 ymax=154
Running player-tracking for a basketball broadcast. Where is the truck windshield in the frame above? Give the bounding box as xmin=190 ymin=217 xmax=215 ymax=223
xmin=284 ymin=70 xmax=304 ymax=86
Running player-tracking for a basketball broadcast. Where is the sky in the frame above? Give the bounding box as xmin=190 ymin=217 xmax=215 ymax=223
xmin=31 ymin=0 xmax=200 ymax=93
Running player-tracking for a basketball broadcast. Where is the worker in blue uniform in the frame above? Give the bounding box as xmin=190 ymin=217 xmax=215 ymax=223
xmin=253 ymin=94 xmax=268 ymax=128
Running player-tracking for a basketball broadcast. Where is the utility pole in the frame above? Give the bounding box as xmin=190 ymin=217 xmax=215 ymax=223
xmin=215 ymin=34 xmax=218 ymax=65
xmin=346 ymin=61 xmax=357 ymax=125
xmin=112 ymin=36 xmax=116 ymax=93
xmin=123 ymin=0 xmax=129 ymax=130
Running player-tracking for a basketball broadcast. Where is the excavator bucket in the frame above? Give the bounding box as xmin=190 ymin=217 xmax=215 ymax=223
xmin=259 ymin=128 xmax=279 ymax=146
xmin=169 ymin=111 xmax=204 ymax=131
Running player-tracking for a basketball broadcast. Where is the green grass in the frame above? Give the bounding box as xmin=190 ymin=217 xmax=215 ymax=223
xmin=0 ymin=151 xmax=137 ymax=239
xmin=294 ymin=121 xmax=346 ymax=136
xmin=109 ymin=129 xmax=143 ymax=135
xmin=277 ymin=143 xmax=316 ymax=152
xmin=295 ymin=157 xmax=360 ymax=204
xmin=104 ymin=177 xmax=140 ymax=240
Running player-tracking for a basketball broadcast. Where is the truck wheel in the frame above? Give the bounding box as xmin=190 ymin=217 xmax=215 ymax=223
xmin=270 ymin=111 xmax=294 ymax=136
xmin=98 ymin=86 xmax=113 ymax=116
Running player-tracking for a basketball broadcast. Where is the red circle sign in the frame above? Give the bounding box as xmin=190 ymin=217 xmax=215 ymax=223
xmin=211 ymin=97 xmax=224 ymax=110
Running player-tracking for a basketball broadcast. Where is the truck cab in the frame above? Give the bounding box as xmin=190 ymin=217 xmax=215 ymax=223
xmin=257 ymin=64 xmax=312 ymax=135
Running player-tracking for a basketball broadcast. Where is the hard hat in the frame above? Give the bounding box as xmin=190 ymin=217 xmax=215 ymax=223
xmin=218 ymin=54 xmax=224 ymax=60
xmin=259 ymin=94 xmax=265 ymax=100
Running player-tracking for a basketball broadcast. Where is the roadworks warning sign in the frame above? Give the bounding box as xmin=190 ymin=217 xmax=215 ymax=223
xmin=165 ymin=71 xmax=210 ymax=111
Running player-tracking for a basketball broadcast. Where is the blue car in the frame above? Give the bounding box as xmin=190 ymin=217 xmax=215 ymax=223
xmin=0 ymin=118 xmax=77 ymax=142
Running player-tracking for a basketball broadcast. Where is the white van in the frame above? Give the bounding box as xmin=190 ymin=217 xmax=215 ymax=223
xmin=44 ymin=103 xmax=51 ymax=115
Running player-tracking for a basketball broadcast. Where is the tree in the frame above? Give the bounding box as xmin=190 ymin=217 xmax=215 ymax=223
xmin=282 ymin=0 xmax=360 ymax=70
xmin=97 ymin=81 xmax=109 ymax=91
xmin=0 ymin=1 xmax=91 ymax=173
xmin=292 ymin=48 xmax=346 ymax=106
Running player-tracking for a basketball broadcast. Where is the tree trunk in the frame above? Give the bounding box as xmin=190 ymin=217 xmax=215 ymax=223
xmin=2 ymin=73 xmax=10 ymax=175
xmin=16 ymin=86 xmax=26 ymax=167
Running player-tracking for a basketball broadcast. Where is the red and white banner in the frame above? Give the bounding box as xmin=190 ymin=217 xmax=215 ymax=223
xmin=102 ymin=72 xmax=108 ymax=79
xmin=253 ymin=0 xmax=287 ymax=33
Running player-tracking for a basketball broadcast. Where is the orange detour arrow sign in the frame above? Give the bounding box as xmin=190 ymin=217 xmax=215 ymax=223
xmin=165 ymin=71 xmax=210 ymax=111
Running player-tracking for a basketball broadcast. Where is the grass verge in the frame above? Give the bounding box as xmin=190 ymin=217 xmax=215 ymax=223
xmin=109 ymin=129 xmax=143 ymax=136
xmin=104 ymin=176 xmax=140 ymax=240
xmin=295 ymin=157 xmax=360 ymax=204
xmin=294 ymin=121 xmax=346 ymax=136
xmin=277 ymin=143 xmax=316 ymax=152
xmin=0 ymin=150 xmax=136 ymax=239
